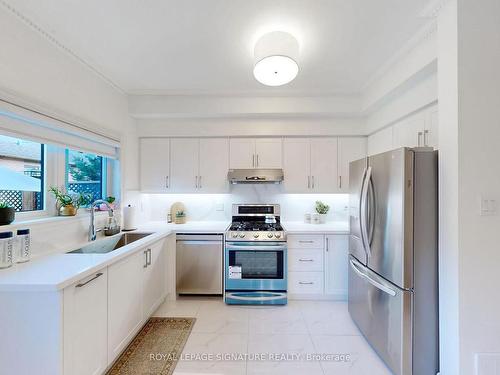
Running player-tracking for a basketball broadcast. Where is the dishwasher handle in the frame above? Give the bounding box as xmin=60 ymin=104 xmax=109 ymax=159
xmin=178 ymin=240 xmax=223 ymax=246
xmin=176 ymin=233 xmax=224 ymax=242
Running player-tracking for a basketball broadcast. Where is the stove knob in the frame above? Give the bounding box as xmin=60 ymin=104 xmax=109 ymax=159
xmin=274 ymin=233 xmax=281 ymax=239
xmin=239 ymin=233 xmax=245 ymax=238
xmin=232 ymin=232 xmax=238 ymax=238
xmin=267 ymin=233 xmax=274 ymax=238
xmin=253 ymin=233 xmax=259 ymax=238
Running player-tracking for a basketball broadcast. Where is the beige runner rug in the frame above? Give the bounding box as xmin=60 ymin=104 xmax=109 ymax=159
xmin=107 ymin=317 xmax=195 ymax=375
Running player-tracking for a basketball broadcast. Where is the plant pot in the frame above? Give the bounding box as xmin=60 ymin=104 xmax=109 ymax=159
xmin=319 ymin=214 xmax=327 ymax=224
xmin=59 ymin=205 xmax=77 ymax=216
xmin=0 ymin=207 xmax=15 ymax=225
xmin=175 ymin=216 xmax=186 ymax=224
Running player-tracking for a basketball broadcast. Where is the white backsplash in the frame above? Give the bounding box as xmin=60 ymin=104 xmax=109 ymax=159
xmin=135 ymin=185 xmax=349 ymax=223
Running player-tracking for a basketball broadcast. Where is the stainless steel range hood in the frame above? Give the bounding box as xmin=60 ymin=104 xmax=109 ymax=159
xmin=228 ymin=169 xmax=284 ymax=184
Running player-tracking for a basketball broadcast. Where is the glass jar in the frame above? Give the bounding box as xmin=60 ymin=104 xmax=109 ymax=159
xmin=15 ymin=229 xmax=31 ymax=263
xmin=0 ymin=231 xmax=14 ymax=269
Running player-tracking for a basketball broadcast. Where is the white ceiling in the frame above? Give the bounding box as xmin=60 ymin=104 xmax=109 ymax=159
xmin=4 ymin=0 xmax=432 ymax=95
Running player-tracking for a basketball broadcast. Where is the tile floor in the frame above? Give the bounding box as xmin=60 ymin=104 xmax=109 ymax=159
xmin=153 ymin=297 xmax=392 ymax=375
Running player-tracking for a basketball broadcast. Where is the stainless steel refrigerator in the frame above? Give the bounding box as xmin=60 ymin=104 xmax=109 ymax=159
xmin=348 ymin=147 xmax=439 ymax=375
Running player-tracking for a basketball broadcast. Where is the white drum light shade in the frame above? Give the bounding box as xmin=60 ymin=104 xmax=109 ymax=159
xmin=253 ymin=31 xmax=299 ymax=86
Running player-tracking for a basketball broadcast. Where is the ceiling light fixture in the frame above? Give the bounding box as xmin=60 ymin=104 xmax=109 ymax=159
xmin=253 ymin=31 xmax=299 ymax=87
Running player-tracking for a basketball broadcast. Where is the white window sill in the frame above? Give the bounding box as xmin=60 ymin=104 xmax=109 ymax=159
xmin=0 ymin=211 xmax=113 ymax=231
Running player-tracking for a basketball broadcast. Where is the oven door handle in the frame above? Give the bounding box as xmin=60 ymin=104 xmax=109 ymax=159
xmin=226 ymin=245 xmax=287 ymax=251
xmin=226 ymin=292 xmax=287 ymax=301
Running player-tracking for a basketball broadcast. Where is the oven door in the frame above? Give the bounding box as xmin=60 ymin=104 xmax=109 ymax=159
xmin=224 ymin=242 xmax=287 ymax=291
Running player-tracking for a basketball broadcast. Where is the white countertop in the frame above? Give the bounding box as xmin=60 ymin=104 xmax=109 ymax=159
xmin=0 ymin=220 xmax=349 ymax=292
xmin=282 ymin=221 xmax=350 ymax=234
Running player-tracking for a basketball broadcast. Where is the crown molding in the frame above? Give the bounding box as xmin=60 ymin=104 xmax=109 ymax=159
xmin=0 ymin=0 xmax=126 ymax=95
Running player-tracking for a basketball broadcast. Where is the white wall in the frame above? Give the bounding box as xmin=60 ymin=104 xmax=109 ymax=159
xmin=139 ymin=187 xmax=349 ymax=224
xmin=438 ymin=0 xmax=500 ymax=373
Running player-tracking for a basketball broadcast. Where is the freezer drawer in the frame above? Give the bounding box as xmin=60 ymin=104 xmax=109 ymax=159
xmin=348 ymin=256 xmax=412 ymax=375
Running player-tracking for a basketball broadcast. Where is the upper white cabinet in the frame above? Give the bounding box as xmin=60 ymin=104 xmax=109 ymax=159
xmin=338 ymin=138 xmax=367 ymax=192
xmin=393 ymin=111 xmax=427 ymax=148
xmin=426 ymin=108 xmax=439 ymax=148
xmin=199 ymin=138 xmax=229 ymax=193
xmin=368 ymin=126 xmax=394 ymax=156
xmin=170 ymin=138 xmax=199 ymax=192
xmin=140 ymin=138 xmax=170 ymax=192
xmin=141 ymin=137 xmax=229 ymax=193
xmin=229 ymin=138 xmax=282 ymax=169
xmin=283 ymin=138 xmax=311 ymax=192
xmin=63 ymin=269 xmax=108 ymax=375
xmin=310 ymin=138 xmax=338 ymax=193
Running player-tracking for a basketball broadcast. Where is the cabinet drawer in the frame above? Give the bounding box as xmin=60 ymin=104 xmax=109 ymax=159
xmin=288 ymin=249 xmax=324 ymax=272
xmin=288 ymin=272 xmax=324 ymax=294
xmin=287 ymin=235 xmax=324 ymax=249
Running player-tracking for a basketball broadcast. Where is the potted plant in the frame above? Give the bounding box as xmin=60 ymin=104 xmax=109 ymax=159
xmin=175 ymin=210 xmax=186 ymax=224
xmin=315 ymin=201 xmax=330 ymax=224
xmin=99 ymin=196 xmax=116 ymax=211
xmin=49 ymin=187 xmax=92 ymax=216
xmin=0 ymin=202 xmax=15 ymax=225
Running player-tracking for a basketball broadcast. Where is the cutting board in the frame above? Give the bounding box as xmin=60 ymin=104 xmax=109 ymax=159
xmin=170 ymin=202 xmax=186 ymax=224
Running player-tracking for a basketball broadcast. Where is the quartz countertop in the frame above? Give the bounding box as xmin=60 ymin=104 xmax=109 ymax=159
xmin=282 ymin=221 xmax=350 ymax=234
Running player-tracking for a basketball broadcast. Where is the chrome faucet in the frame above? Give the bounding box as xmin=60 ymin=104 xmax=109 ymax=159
xmin=89 ymin=199 xmax=114 ymax=241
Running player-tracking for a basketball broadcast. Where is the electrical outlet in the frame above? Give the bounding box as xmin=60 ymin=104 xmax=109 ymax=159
xmin=215 ymin=203 xmax=224 ymax=212
xmin=480 ymin=196 xmax=498 ymax=216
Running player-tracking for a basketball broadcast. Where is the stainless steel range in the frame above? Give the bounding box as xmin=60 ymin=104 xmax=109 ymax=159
xmin=224 ymin=204 xmax=287 ymax=305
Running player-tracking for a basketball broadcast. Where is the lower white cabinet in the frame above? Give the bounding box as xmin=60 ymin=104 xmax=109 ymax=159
xmin=324 ymin=235 xmax=349 ymax=297
xmin=63 ymin=269 xmax=108 ymax=375
xmin=288 ymin=271 xmax=324 ymax=294
xmin=107 ymin=250 xmax=145 ymax=363
xmin=143 ymin=241 xmax=166 ymax=317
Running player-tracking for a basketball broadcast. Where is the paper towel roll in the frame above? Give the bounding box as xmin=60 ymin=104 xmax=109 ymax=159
xmin=122 ymin=204 xmax=138 ymax=230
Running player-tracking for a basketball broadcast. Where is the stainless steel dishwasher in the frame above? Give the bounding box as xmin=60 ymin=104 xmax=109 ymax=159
xmin=176 ymin=233 xmax=223 ymax=295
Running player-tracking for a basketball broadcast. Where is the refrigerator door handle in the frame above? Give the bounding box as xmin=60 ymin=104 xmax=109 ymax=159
xmin=367 ymin=173 xmax=376 ymax=246
xmin=358 ymin=166 xmax=368 ymax=254
xmin=349 ymin=259 xmax=396 ymax=297
xmin=360 ymin=166 xmax=372 ymax=257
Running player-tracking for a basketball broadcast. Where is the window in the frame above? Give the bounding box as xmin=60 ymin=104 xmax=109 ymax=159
xmin=66 ymin=150 xmax=107 ymax=204
xmin=0 ymin=134 xmax=44 ymax=212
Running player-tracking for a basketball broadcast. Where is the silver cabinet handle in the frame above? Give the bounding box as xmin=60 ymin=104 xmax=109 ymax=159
xmin=195 ymin=176 xmax=198 ymax=188
xmin=143 ymin=250 xmax=148 ymax=268
xmin=417 ymin=132 xmax=423 ymax=147
xmin=339 ymin=175 xmax=342 ymax=189
xmin=326 ymin=237 xmax=329 ymax=252
xmin=424 ymin=130 xmax=429 ymax=146
xmin=256 ymin=154 xmax=259 ymax=167
xmin=198 ymin=175 xmax=202 ymax=189
xmin=76 ymin=272 xmax=103 ymax=288
xmin=147 ymin=248 xmax=152 ymax=266
xmin=299 ymin=240 xmax=314 ymax=244
xmin=308 ymin=176 xmax=311 ymax=189
xmin=299 ymin=281 xmax=314 ymax=285
xmin=165 ymin=176 xmax=169 ymax=189
xmin=252 ymin=154 xmax=255 ymax=168
xmin=299 ymin=258 xmax=314 ymax=262
xmin=312 ymin=176 xmax=315 ymax=189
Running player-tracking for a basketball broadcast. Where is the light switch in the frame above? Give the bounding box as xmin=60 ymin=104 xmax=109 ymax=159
xmin=480 ymin=196 xmax=497 ymax=216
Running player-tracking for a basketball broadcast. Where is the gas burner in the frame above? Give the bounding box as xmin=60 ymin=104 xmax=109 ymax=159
xmin=229 ymin=221 xmax=284 ymax=232
xmin=226 ymin=204 xmax=286 ymax=242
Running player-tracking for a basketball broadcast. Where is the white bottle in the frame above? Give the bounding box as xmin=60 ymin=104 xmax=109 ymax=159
xmin=15 ymin=229 xmax=31 ymax=263
xmin=0 ymin=231 xmax=13 ymax=269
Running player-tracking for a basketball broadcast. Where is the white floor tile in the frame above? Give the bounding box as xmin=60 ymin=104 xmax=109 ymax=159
xmin=246 ymin=360 xmax=324 ymax=375
xmin=301 ymin=301 xmax=361 ymax=336
xmin=153 ymin=299 xmax=201 ymax=318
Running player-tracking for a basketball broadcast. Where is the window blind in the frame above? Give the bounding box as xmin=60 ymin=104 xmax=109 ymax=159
xmin=0 ymin=98 xmax=120 ymax=158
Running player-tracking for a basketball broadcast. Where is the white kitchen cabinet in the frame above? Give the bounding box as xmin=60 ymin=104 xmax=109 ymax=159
xmin=229 ymin=138 xmax=282 ymax=169
xmin=255 ymin=138 xmax=282 ymax=168
xmin=107 ymin=250 xmax=145 ymax=364
xmin=288 ymin=271 xmax=324 ymax=294
xmin=170 ymin=138 xmax=199 ymax=192
xmin=199 ymin=138 xmax=229 ymax=192
xmin=310 ymin=138 xmax=338 ymax=193
xmin=140 ymin=138 xmax=170 ymax=192
xmin=63 ymin=269 xmax=108 ymax=375
xmin=393 ymin=112 xmax=427 ymax=148
xmin=143 ymin=240 xmax=166 ymax=317
xmin=426 ymin=108 xmax=439 ymax=148
xmin=283 ymin=138 xmax=310 ymax=192
xmin=368 ymin=126 xmax=394 ymax=156
xmin=338 ymin=137 xmax=367 ymax=193
xmin=324 ymin=235 xmax=349 ymax=298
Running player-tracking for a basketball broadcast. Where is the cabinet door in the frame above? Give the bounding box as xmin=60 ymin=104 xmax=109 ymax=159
xmin=229 ymin=138 xmax=255 ymax=169
xmin=108 ymin=251 xmax=144 ymax=364
xmin=324 ymin=235 xmax=349 ymax=298
xmin=255 ymin=138 xmax=282 ymax=168
xmin=143 ymin=241 xmax=166 ymax=318
xmin=170 ymin=138 xmax=199 ymax=192
xmin=338 ymin=137 xmax=367 ymax=193
xmin=140 ymin=138 xmax=170 ymax=191
xmin=367 ymin=127 xmax=393 ymax=156
xmin=425 ymin=107 xmax=439 ymax=148
xmin=310 ymin=138 xmax=338 ymax=193
xmin=64 ymin=269 xmax=107 ymax=375
xmin=283 ymin=138 xmax=310 ymax=192
xmin=393 ymin=113 xmax=426 ymax=148
xmin=199 ymin=138 xmax=229 ymax=193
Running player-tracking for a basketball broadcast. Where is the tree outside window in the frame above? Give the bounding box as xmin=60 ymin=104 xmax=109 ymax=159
xmin=66 ymin=150 xmax=105 ymax=204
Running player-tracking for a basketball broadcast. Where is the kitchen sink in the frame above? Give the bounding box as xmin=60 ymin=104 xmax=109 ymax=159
xmin=67 ymin=232 xmax=153 ymax=254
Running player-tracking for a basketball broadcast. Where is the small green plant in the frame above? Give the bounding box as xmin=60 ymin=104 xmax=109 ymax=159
xmin=315 ymin=201 xmax=330 ymax=215
xmin=0 ymin=202 xmax=11 ymax=209
xmin=49 ymin=187 xmax=93 ymax=209
xmin=175 ymin=210 xmax=186 ymax=218
xmin=106 ymin=196 xmax=116 ymax=204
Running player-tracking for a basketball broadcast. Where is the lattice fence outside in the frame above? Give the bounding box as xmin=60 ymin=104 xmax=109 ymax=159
xmin=68 ymin=182 xmax=102 ymax=202
xmin=0 ymin=190 xmax=42 ymax=212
